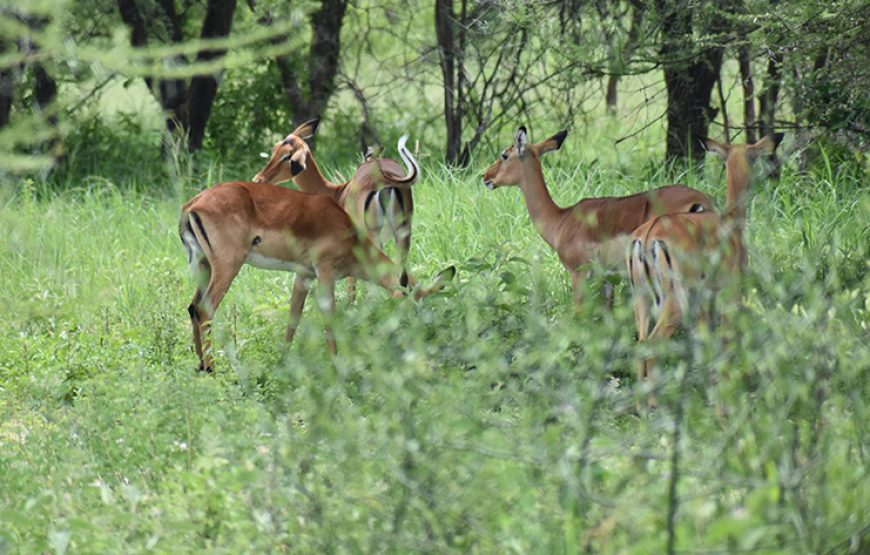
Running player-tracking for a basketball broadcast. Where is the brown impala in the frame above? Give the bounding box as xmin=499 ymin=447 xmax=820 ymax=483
xmin=628 ymin=133 xmax=784 ymax=413
xmin=482 ymin=126 xmax=715 ymax=311
xmin=253 ymin=117 xmax=418 ymax=299
xmin=180 ymin=182 xmax=455 ymax=372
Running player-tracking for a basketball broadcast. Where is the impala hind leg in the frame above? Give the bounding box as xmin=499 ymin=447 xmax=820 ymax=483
xmin=285 ymin=273 xmax=312 ymax=345
xmin=570 ymin=270 xmax=588 ymax=314
xmin=642 ymin=297 xmax=681 ymax=412
xmin=187 ymin=258 xmax=210 ymax=370
xmin=315 ymin=265 xmax=337 ymax=354
xmin=396 ymin=224 xmax=412 ymax=288
xmin=632 ymin=296 xmax=651 ymax=415
xmin=192 ymin=256 xmax=245 ymax=372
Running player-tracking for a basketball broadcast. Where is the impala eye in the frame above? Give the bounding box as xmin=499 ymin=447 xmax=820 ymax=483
xmin=280 ymin=153 xmax=292 ymax=162
xmin=500 ymin=152 xmax=508 ymax=160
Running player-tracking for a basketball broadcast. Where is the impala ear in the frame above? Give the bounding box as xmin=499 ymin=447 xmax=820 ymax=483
xmin=515 ymin=126 xmax=529 ymax=157
xmin=748 ymin=132 xmax=785 ymax=159
xmin=290 ymin=148 xmax=307 ymax=176
xmin=536 ymin=129 xmax=568 ymax=155
xmin=700 ymin=136 xmax=729 ymax=161
xmin=292 ymin=116 xmax=321 ymax=141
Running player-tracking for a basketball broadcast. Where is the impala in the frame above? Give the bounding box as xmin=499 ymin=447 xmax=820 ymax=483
xmin=627 ymin=133 xmax=784 ymax=413
xmin=180 ymin=181 xmax=455 ymax=372
xmin=482 ymin=126 xmax=715 ymax=310
xmin=253 ymin=117 xmax=418 ymax=298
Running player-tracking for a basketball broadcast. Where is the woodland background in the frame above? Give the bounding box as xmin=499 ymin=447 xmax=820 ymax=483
xmin=0 ymin=0 xmax=868 ymax=553
xmin=0 ymin=0 xmax=867 ymax=177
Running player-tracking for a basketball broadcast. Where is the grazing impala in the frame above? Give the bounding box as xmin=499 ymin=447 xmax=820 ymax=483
xmin=627 ymin=133 xmax=784 ymax=413
xmin=253 ymin=117 xmax=418 ymax=297
xmin=482 ymin=126 xmax=715 ymax=310
xmin=180 ymin=181 xmax=455 ymax=372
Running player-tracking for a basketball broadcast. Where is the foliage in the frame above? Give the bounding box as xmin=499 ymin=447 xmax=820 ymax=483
xmin=1 ymin=143 xmax=867 ymax=552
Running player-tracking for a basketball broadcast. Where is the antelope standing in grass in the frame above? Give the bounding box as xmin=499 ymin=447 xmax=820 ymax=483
xmin=180 ymin=182 xmax=454 ymax=372
xmin=627 ymin=133 xmax=785 ymax=413
xmin=253 ymin=117 xmax=418 ymax=300
xmin=482 ymin=126 xmax=715 ymax=310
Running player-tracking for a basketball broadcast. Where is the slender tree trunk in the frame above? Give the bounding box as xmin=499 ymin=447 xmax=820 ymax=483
xmin=273 ymin=0 xmax=348 ymax=131
xmin=32 ymin=62 xmax=64 ymax=163
xmin=737 ymin=42 xmax=757 ymax=143
xmin=435 ymin=0 xmax=462 ymax=166
xmin=187 ymin=0 xmax=238 ymax=150
xmin=605 ymin=1 xmax=644 ymax=114
xmin=0 ymin=39 xmax=16 ymax=129
xmin=345 ymin=79 xmax=380 ymax=154
xmin=758 ymin=0 xmax=782 ymax=138
xmin=115 ymin=0 xmax=188 ymax=137
xmin=0 ymin=68 xmax=12 ymax=128
xmin=758 ymin=49 xmax=781 ymax=137
xmin=716 ymin=70 xmax=731 ymax=143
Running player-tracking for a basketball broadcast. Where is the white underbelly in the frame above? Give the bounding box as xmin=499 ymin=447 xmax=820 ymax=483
xmin=246 ymin=252 xmax=310 ymax=273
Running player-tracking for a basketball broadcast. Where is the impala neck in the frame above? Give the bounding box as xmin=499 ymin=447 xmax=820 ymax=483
xmin=293 ymin=154 xmax=344 ymax=200
xmin=723 ymin=153 xmax=753 ymax=270
xmin=518 ymin=155 xmax=565 ymax=248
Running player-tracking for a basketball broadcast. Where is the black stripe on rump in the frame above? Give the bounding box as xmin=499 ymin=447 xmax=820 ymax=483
xmin=392 ymin=188 xmax=405 ymax=212
xmin=190 ymin=212 xmax=212 ymax=250
xmin=657 ymin=240 xmax=673 ymax=267
xmin=642 ymin=256 xmax=659 ymax=306
xmin=364 ymin=190 xmax=378 ymax=213
xmin=378 ymin=189 xmax=390 ymax=212
xmin=628 ymin=240 xmax=639 ymax=287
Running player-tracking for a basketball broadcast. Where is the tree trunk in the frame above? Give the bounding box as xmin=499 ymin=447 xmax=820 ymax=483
xmin=116 ymin=0 xmax=236 ymax=150
xmin=435 ymin=0 xmax=462 ymax=165
xmin=758 ymin=0 xmax=782 ymax=138
xmin=0 ymin=39 xmax=16 ymax=129
xmin=32 ymin=62 xmax=64 ymax=164
xmin=758 ymin=49 xmax=781 ymax=137
xmin=737 ymin=42 xmax=757 ymax=143
xmin=658 ymin=0 xmax=725 ymax=162
xmin=187 ymin=0 xmax=238 ymax=150
xmin=273 ymin=0 xmax=348 ymax=130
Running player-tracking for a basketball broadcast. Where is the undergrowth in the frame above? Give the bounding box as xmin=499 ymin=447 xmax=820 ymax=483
xmin=0 ymin=143 xmax=867 ymax=553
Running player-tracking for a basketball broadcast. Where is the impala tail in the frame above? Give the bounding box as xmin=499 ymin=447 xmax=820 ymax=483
xmin=381 ymin=135 xmax=420 ymax=185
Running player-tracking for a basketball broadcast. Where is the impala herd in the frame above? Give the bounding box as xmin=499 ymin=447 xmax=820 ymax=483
xmin=180 ymin=116 xmax=783 ymax=414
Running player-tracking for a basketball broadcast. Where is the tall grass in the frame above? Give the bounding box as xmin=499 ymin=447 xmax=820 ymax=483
xmin=0 ymin=136 xmax=867 ymax=553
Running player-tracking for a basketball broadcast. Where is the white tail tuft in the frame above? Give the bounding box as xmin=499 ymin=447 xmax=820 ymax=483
xmin=397 ymin=134 xmax=420 ymax=185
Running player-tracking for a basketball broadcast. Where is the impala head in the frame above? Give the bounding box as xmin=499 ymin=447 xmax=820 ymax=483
xmin=252 ymin=117 xmax=321 ymax=184
xmin=482 ymin=127 xmax=567 ymax=190
xmin=700 ymin=133 xmax=785 ymax=175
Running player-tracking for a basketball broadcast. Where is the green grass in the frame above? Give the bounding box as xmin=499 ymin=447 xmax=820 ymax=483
xmin=0 ymin=141 xmax=868 ymax=553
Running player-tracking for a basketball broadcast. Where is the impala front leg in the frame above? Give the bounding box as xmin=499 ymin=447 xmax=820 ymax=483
xmin=603 ymin=279 xmax=615 ymax=311
xmin=316 ymin=265 xmax=337 ymax=354
xmin=285 ymin=273 xmax=312 ymax=344
xmin=570 ymin=270 xmax=588 ymax=314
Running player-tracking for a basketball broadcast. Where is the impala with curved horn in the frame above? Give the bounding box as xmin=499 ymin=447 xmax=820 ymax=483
xmin=253 ymin=118 xmax=419 ymax=298
xmin=482 ymin=126 xmax=716 ymax=310
xmin=627 ymin=133 xmax=785 ymax=413
xmin=180 ymin=181 xmax=455 ymax=372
